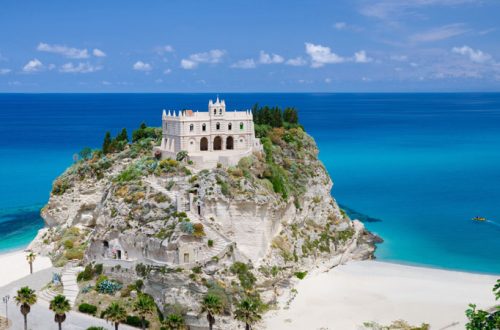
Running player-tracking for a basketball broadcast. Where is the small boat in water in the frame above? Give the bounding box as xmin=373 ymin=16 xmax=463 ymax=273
xmin=472 ymin=216 xmax=486 ymax=222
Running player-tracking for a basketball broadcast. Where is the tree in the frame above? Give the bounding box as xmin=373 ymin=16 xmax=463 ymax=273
xmin=79 ymin=147 xmax=93 ymax=161
xmin=200 ymin=293 xmax=224 ymax=330
xmin=465 ymin=279 xmax=500 ymax=329
xmin=102 ymin=131 xmax=112 ymax=154
xmin=117 ymin=128 xmax=129 ymax=142
xmin=49 ymin=295 xmax=70 ymax=330
xmin=162 ymin=313 xmax=186 ymax=330
xmin=103 ymin=302 xmax=127 ymax=330
xmin=26 ymin=251 xmax=36 ymax=274
xmin=234 ymin=298 xmax=262 ymax=330
xmin=283 ymin=107 xmax=298 ymax=124
xmin=133 ymin=294 xmax=156 ymax=330
xmin=14 ymin=286 xmax=37 ymax=330
xmin=176 ymin=150 xmax=189 ymax=162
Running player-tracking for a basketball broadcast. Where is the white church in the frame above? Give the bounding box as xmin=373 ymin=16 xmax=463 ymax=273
xmin=155 ymin=97 xmax=262 ymax=168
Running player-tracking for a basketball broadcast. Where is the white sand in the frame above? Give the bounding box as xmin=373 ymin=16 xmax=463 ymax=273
xmin=0 ymin=250 xmax=52 ymax=288
xmin=264 ymin=260 xmax=499 ymax=330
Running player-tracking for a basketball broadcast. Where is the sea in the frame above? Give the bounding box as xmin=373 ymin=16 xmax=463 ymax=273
xmin=0 ymin=93 xmax=499 ymax=274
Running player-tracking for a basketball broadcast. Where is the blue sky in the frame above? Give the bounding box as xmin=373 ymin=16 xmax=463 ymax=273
xmin=1 ymin=0 xmax=499 ymax=92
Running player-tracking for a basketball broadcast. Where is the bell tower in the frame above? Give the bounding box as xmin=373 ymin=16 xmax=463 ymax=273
xmin=208 ymin=96 xmax=226 ymax=117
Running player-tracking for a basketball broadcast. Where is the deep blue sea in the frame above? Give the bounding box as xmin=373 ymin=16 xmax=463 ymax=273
xmin=1 ymin=93 xmax=499 ymax=274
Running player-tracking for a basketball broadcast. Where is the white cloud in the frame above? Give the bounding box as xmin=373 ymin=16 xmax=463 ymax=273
xmin=93 ymin=48 xmax=106 ymax=57
xmin=354 ymin=50 xmax=373 ymax=63
xmin=101 ymin=81 xmax=112 ymax=86
xmin=231 ymin=59 xmax=256 ymax=69
xmin=452 ymin=46 xmax=492 ymax=63
xmin=133 ymin=61 xmax=152 ymax=71
xmin=286 ymin=57 xmax=307 ymax=66
xmin=0 ymin=68 xmax=11 ymax=75
xmin=163 ymin=68 xmax=172 ymax=75
xmin=361 ymin=0 xmax=477 ymax=19
xmin=180 ymin=49 xmax=226 ymax=69
xmin=37 ymin=43 xmax=89 ymax=59
xmin=162 ymin=45 xmax=174 ymax=52
xmin=180 ymin=59 xmax=198 ymax=70
xmin=305 ymin=43 xmax=346 ymax=68
xmin=390 ymin=55 xmax=408 ymax=62
xmin=22 ymin=59 xmax=43 ymax=73
xmin=334 ymin=22 xmax=347 ymax=30
xmin=259 ymin=51 xmax=284 ymax=64
xmin=324 ymin=77 xmax=332 ymax=83
xmin=410 ymin=24 xmax=467 ymax=43
xmin=60 ymin=62 xmax=102 ymax=73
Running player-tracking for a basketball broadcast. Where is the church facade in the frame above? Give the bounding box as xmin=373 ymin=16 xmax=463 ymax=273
xmin=155 ymin=97 xmax=262 ymax=168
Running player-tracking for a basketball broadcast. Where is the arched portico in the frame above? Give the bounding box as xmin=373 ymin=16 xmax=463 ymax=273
xmin=226 ymin=136 xmax=234 ymax=150
xmin=213 ymin=136 xmax=222 ymax=150
xmin=200 ymin=137 xmax=208 ymax=151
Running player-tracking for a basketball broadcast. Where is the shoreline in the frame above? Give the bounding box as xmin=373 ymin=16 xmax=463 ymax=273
xmin=264 ymin=260 xmax=499 ymax=329
xmin=0 ymin=248 xmax=52 ymax=289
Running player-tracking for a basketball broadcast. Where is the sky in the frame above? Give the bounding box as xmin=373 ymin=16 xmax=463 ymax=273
xmin=1 ymin=0 xmax=500 ymax=92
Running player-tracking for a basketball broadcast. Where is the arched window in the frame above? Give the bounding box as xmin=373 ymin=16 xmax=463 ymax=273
xmin=216 ymin=122 xmax=220 ymax=130
xmin=213 ymin=109 xmax=216 ymax=115
xmin=202 ymin=123 xmax=206 ymax=132
xmin=189 ymin=124 xmax=194 ymax=132
xmin=219 ymin=108 xmax=222 ymax=114
xmin=240 ymin=122 xmax=244 ymax=130
xmin=228 ymin=123 xmax=232 ymax=130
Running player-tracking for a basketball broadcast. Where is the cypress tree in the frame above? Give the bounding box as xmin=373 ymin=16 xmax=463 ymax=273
xmin=102 ymin=131 xmax=112 ymax=154
xmin=117 ymin=128 xmax=129 ymax=142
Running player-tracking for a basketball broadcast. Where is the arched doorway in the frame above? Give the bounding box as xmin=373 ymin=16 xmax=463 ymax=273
xmin=226 ymin=136 xmax=234 ymax=150
xmin=213 ymin=136 xmax=222 ymax=150
xmin=200 ymin=137 xmax=208 ymax=151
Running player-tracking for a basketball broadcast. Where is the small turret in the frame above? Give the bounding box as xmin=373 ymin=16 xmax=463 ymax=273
xmin=209 ymin=95 xmax=226 ymax=117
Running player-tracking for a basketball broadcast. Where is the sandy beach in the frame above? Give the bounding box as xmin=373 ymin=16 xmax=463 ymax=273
xmin=0 ymin=250 xmax=52 ymax=288
xmin=264 ymin=260 xmax=499 ymax=330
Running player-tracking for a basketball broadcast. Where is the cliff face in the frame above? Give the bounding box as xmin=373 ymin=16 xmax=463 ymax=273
xmin=32 ymin=124 xmax=377 ymax=327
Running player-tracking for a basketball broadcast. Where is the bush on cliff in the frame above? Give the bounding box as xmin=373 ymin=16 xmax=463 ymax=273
xmin=79 ymin=303 xmax=98 ymax=315
xmin=52 ymin=178 xmax=70 ymax=195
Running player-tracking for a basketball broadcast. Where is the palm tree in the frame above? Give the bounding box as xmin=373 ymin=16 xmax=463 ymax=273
xmin=14 ymin=286 xmax=37 ymax=330
xmin=26 ymin=251 xmax=36 ymax=274
xmin=162 ymin=313 xmax=186 ymax=330
xmin=234 ymin=298 xmax=262 ymax=330
xmin=200 ymin=293 xmax=224 ymax=330
xmin=176 ymin=150 xmax=189 ymax=162
xmin=49 ymin=295 xmax=70 ymax=330
xmin=133 ymin=294 xmax=156 ymax=330
xmin=103 ymin=302 xmax=127 ymax=330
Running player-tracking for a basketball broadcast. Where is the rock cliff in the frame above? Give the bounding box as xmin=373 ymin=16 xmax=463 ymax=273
xmin=31 ymin=122 xmax=378 ymax=328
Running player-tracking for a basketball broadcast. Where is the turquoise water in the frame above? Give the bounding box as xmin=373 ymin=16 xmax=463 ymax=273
xmin=0 ymin=93 xmax=499 ymax=274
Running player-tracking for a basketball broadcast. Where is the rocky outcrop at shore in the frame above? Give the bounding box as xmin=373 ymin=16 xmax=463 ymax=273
xmin=32 ymin=122 xmax=378 ymax=328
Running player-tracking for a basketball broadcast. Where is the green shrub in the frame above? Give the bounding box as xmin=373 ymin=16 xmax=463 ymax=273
xmin=86 ymin=327 xmax=106 ymax=330
xmin=115 ymin=165 xmax=143 ymax=182
xmin=77 ymin=265 xmax=94 ymax=282
xmin=64 ymin=249 xmax=84 ymax=260
xmin=125 ymin=315 xmax=150 ymax=328
xmin=52 ymin=178 xmax=70 ymax=195
xmin=78 ymin=303 xmax=97 ymax=315
xmin=94 ymin=264 xmax=103 ymax=275
xmin=230 ymin=262 xmax=256 ymax=290
xmin=294 ymin=271 xmax=307 ymax=280
xmin=208 ymin=239 xmax=214 ymax=247
xmin=63 ymin=240 xmax=74 ymax=249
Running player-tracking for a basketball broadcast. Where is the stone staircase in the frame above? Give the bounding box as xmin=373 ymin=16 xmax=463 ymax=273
xmin=145 ymin=176 xmax=181 ymax=209
xmin=61 ymin=265 xmax=83 ymax=307
xmin=197 ymin=225 xmax=229 ymax=261
xmin=38 ymin=264 xmax=83 ymax=308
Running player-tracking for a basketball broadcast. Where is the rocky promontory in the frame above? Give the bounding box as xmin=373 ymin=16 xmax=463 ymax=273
xmin=30 ymin=107 xmax=378 ymax=329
